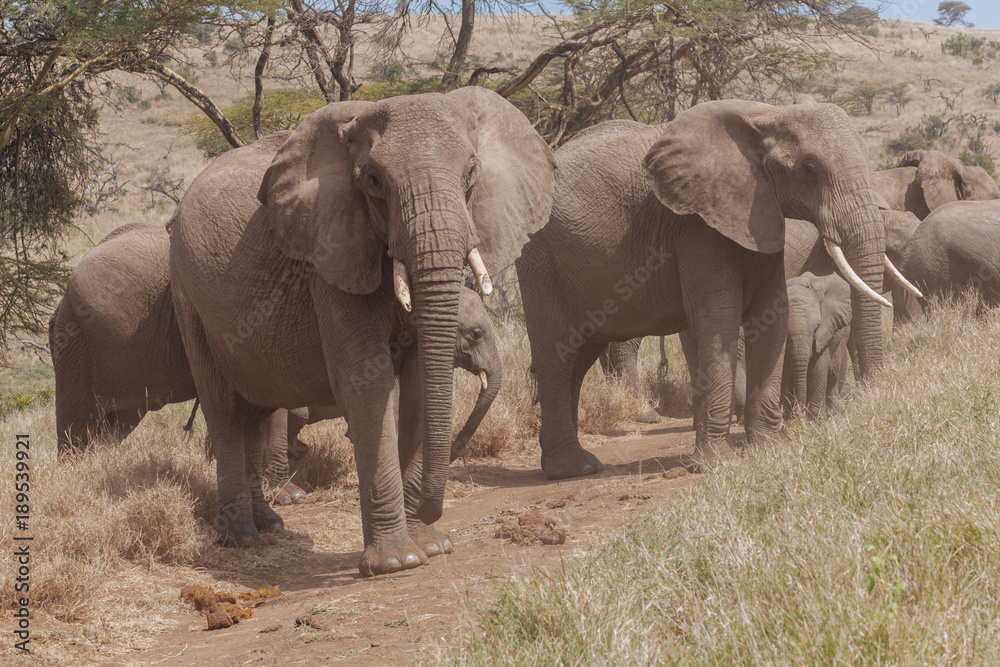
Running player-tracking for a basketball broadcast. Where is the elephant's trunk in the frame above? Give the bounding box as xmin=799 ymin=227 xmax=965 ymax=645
xmin=451 ymin=354 xmax=503 ymax=462
xmin=827 ymin=195 xmax=886 ymax=380
xmin=399 ymin=186 xmax=466 ymax=525
xmin=787 ymin=331 xmax=811 ymax=413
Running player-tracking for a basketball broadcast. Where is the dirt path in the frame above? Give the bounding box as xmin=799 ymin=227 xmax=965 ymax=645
xmin=124 ymin=418 xmax=701 ymax=666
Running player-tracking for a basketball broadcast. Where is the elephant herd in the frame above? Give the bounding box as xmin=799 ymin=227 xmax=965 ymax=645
xmin=603 ymin=146 xmax=1000 ymax=426
xmin=46 ymin=88 xmax=1000 ymax=577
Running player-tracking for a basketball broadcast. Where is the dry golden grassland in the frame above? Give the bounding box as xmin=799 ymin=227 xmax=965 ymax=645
xmin=3 ymin=15 xmax=1000 ymax=662
xmin=454 ymin=297 xmax=1000 ymax=664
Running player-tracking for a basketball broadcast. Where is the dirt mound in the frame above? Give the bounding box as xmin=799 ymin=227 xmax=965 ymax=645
xmin=495 ymin=509 xmax=567 ymax=546
xmin=180 ymin=585 xmax=281 ymax=630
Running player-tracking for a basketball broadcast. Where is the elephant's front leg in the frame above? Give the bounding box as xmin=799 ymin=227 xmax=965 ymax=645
xmin=679 ymin=254 xmax=743 ymax=467
xmin=396 ymin=353 xmax=453 ymax=558
xmin=337 ymin=359 xmax=426 ymax=576
xmin=742 ymin=262 xmax=786 ymax=443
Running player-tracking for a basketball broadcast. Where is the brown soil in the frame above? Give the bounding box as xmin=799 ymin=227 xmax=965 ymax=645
xmin=109 ymin=417 xmax=708 ymax=665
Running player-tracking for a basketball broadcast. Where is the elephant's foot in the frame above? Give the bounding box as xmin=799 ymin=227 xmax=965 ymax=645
xmin=541 ymin=443 xmax=602 ymax=480
xmin=266 ymin=481 xmax=307 ymax=505
xmin=252 ymin=501 xmax=285 ymax=533
xmin=636 ymin=408 xmax=661 ymax=424
xmin=214 ymin=501 xmax=260 ymax=546
xmin=682 ymin=438 xmax=737 ymax=474
xmin=408 ymin=523 xmax=454 ymax=558
xmin=359 ymin=533 xmax=427 ymax=577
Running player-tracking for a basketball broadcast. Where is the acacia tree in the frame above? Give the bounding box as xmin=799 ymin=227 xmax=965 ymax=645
xmin=481 ymin=0 xmax=876 ymax=145
xmin=934 ymin=1 xmax=973 ymax=27
xmin=0 ymin=0 xmax=215 ymax=348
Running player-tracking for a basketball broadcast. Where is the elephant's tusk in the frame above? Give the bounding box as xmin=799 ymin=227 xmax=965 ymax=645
xmin=884 ymin=256 xmax=924 ymax=299
xmin=824 ymin=239 xmax=892 ymax=308
xmin=393 ymin=258 xmax=411 ymax=312
xmin=479 ymin=370 xmax=488 ymax=390
xmin=467 ymin=248 xmax=493 ymax=295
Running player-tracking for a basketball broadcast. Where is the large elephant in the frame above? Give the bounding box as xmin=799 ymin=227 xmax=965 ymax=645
xmin=781 ymin=272 xmax=852 ymax=420
xmin=518 ymin=101 xmax=891 ymax=477
xmin=901 ymin=200 xmax=1000 ymax=311
xmin=169 ymin=89 xmax=554 ymax=576
xmin=49 ymin=222 xmax=197 ymax=450
xmin=52 ymin=223 xmax=503 ymax=512
xmin=870 ymin=150 xmax=999 ymax=220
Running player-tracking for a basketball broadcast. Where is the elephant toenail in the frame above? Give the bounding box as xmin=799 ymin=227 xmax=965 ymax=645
xmin=403 ymin=553 xmax=422 ymax=568
xmin=424 ymin=542 xmax=441 ymax=556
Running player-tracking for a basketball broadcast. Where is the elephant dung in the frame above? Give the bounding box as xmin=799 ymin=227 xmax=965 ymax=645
xmin=494 ymin=510 xmax=567 ymax=546
xmin=180 ymin=584 xmax=259 ymax=630
xmin=238 ymin=585 xmax=281 ymax=606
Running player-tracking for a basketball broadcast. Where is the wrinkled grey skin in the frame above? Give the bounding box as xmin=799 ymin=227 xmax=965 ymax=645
xmin=272 ymin=288 xmax=503 ymax=491
xmin=871 ymin=150 xmax=1000 ymax=221
xmin=518 ymin=101 xmax=887 ymax=478
xmin=169 ymin=89 xmax=554 ymax=576
xmin=901 ymin=200 xmax=1000 ymax=314
xmin=781 ymin=273 xmax=852 ymax=420
xmin=50 ymin=223 xmax=197 ymax=451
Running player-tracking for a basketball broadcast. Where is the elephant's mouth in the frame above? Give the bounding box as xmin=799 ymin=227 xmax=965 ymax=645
xmin=393 ymin=249 xmax=492 ymax=313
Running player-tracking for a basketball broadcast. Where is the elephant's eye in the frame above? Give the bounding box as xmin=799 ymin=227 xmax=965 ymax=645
xmin=470 ymin=327 xmax=484 ymax=342
xmin=367 ymin=171 xmax=382 ymax=191
xmin=803 ymin=161 xmax=817 ymax=175
xmin=467 ymin=158 xmax=480 ymax=186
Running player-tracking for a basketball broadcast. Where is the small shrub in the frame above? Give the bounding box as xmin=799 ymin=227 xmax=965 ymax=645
xmin=960 ymin=132 xmax=997 ymax=175
xmin=116 ymin=86 xmax=142 ymax=104
xmin=984 ymin=82 xmax=1000 ymax=104
xmin=941 ymin=34 xmax=1000 ymax=60
xmin=203 ymin=51 xmax=219 ymax=67
xmin=862 ymin=26 xmax=880 ymax=38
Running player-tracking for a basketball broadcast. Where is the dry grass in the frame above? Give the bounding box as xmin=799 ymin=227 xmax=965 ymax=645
xmin=0 ymin=404 xmax=217 ymax=620
xmin=453 ymin=296 xmax=1000 ymax=664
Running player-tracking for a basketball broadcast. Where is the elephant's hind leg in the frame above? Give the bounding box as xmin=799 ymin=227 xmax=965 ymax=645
xmin=174 ymin=299 xmax=281 ymax=545
xmin=518 ymin=242 xmax=603 ymax=479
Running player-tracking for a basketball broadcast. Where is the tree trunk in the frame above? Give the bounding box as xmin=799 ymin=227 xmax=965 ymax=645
xmin=442 ymin=0 xmax=475 ymax=87
xmin=252 ymin=15 xmax=276 ymax=141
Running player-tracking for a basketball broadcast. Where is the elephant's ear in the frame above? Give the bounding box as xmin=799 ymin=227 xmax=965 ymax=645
xmin=257 ymin=101 xmax=383 ymax=293
xmin=899 ymin=150 xmax=960 ymax=212
xmin=815 ymin=277 xmax=853 ymax=354
xmin=958 ymin=165 xmax=1000 ymax=201
xmin=643 ymin=100 xmax=784 ymax=254
xmin=446 ymin=87 xmax=557 ymax=274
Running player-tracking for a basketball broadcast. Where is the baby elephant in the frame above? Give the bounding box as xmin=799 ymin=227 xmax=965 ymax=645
xmin=51 ymin=223 xmax=502 ymax=502
xmin=781 ymin=272 xmax=853 ymax=421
